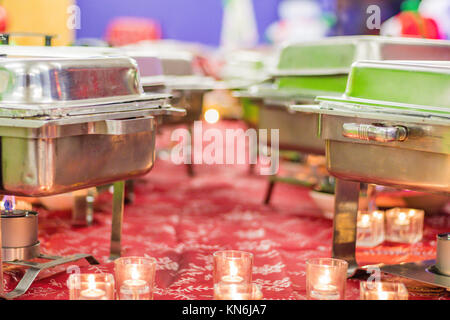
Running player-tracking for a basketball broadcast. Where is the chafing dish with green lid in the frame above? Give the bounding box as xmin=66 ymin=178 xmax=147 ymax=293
xmin=291 ymin=60 xmax=449 ymax=288
xmin=236 ymin=36 xmax=450 ymax=154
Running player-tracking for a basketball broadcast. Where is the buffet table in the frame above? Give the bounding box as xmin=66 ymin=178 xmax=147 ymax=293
xmin=4 ymin=122 xmax=449 ymax=300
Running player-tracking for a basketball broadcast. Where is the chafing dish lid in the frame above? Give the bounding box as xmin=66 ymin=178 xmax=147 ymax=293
xmin=0 ymin=56 xmax=171 ymax=118
xmin=313 ymin=60 xmax=450 ymax=123
xmin=274 ymin=36 xmax=450 ymax=77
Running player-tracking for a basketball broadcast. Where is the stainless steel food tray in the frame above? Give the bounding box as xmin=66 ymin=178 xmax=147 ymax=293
xmin=292 ymin=61 xmax=450 ymax=193
xmin=0 ymin=57 xmax=175 ymax=119
xmin=0 ymin=56 xmax=185 ymax=196
xmin=239 ymin=37 xmax=450 ymax=155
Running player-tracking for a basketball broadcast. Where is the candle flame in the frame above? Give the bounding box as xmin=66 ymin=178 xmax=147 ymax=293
xmin=318 ymin=268 xmax=331 ymax=285
xmin=398 ymin=212 xmax=407 ymax=222
xmin=229 ymin=261 xmax=238 ymax=278
xmin=2 ymin=195 xmax=15 ymax=211
xmin=377 ymin=290 xmax=390 ymax=300
xmin=131 ymin=265 xmax=140 ymax=281
xmin=87 ymin=274 xmax=96 ymax=291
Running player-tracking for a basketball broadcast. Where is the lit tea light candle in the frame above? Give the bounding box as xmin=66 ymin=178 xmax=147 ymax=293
xmin=306 ymin=258 xmax=348 ymax=300
xmin=357 ymin=210 xmax=385 ymax=247
xmin=360 ymin=282 xmax=408 ymax=300
xmin=213 ymin=250 xmax=253 ymax=300
xmin=386 ymin=208 xmax=424 ymax=244
xmin=114 ymin=256 xmax=157 ymax=300
xmin=80 ymin=274 xmax=107 ymax=300
xmin=214 ymin=282 xmax=252 ymax=300
xmin=221 ymin=261 xmax=244 ymax=283
xmin=310 ymin=268 xmax=339 ymax=300
xmin=68 ymin=273 xmax=115 ymax=300
xmin=120 ymin=265 xmax=150 ymax=300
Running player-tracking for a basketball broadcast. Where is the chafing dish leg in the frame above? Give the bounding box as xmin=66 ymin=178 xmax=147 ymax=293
xmin=125 ymin=180 xmax=135 ymax=204
xmin=72 ymin=189 xmax=94 ymax=226
xmin=264 ymin=180 xmax=276 ymax=205
xmin=109 ymin=181 xmax=125 ymax=260
xmin=332 ymin=179 xmax=360 ymax=277
xmin=186 ymin=125 xmax=195 ymax=176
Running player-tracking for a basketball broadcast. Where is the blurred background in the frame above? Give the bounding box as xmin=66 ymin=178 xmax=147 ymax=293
xmin=0 ymin=0 xmax=448 ymax=47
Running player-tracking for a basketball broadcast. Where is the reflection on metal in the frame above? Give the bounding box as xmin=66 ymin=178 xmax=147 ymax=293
xmin=332 ymin=179 xmax=360 ymax=277
xmin=109 ymin=181 xmax=125 ymax=260
xmin=0 ymin=254 xmax=99 ymax=300
xmin=381 ymin=260 xmax=450 ymax=289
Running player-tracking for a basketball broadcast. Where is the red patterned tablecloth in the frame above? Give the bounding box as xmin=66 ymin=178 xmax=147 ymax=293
xmin=3 ymin=121 xmax=449 ymax=300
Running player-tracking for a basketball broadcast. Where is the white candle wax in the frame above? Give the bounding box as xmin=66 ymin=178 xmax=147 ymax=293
xmin=80 ymin=275 xmax=106 ymax=300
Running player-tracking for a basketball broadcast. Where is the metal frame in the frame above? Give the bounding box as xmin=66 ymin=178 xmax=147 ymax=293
xmin=0 ymin=254 xmax=99 ymax=300
xmin=0 ymin=180 xmax=128 ymax=298
xmin=332 ymin=178 xmax=450 ymax=289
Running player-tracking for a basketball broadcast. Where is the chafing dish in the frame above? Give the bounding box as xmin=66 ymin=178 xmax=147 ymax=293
xmin=236 ymin=36 xmax=450 ymax=154
xmin=0 ymin=56 xmax=185 ymax=299
xmin=292 ymin=60 xmax=449 ymax=288
xmin=138 ymin=50 xmax=217 ymax=124
xmin=0 ymin=57 xmax=181 ymax=196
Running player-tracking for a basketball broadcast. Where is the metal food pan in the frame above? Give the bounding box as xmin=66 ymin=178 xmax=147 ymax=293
xmin=235 ymin=85 xmax=324 ymax=154
xmin=320 ymin=113 xmax=449 ymax=193
xmin=0 ymin=110 xmax=172 ymax=197
xmin=259 ymin=100 xmax=324 ymax=155
xmin=290 ymin=61 xmax=450 ymax=193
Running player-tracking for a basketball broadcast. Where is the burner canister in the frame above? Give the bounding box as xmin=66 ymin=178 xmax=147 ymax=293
xmin=1 ymin=210 xmax=40 ymax=261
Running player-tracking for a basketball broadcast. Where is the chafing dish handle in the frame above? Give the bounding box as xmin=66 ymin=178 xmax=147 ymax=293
xmin=342 ymin=123 xmax=408 ymax=143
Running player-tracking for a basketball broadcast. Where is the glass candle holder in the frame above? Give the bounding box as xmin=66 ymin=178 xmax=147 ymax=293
xmin=360 ymin=282 xmax=408 ymax=300
xmin=306 ymin=258 xmax=348 ymax=300
xmin=213 ymin=250 xmax=253 ymax=300
xmin=357 ymin=210 xmax=385 ymax=247
xmin=251 ymin=283 xmax=263 ymax=300
xmin=214 ymin=283 xmax=262 ymax=300
xmin=68 ymin=273 xmax=115 ymax=300
xmin=385 ymin=208 xmax=424 ymax=244
xmin=114 ymin=256 xmax=157 ymax=300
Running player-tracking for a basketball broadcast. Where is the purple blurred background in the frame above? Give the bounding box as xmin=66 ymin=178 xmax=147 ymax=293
xmin=76 ymin=0 xmax=283 ymax=46
xmin=76 ymin=0 xmax=405 ymax=46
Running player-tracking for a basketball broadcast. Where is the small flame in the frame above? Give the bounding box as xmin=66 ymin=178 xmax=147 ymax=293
xmin=318 ymin=268 xmax=331 ymax=285
xmin=87 ymin=274 xmax=97 ymax=291
xmin=229 ymin=261 xmax=238 ymax=278
xmin=3 ymin=195 xmax=15 ymax=211
xmin=131 ymin=265 xmax=140 ymax=281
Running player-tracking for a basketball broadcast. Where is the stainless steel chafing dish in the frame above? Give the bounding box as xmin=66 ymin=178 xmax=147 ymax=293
xmin=292 ymin=60 xmax=449 ymax=288
xmin=124 ymin=47 xmax=217 ymax=124
xmin=0 ymin=56 xmax=184 ymax=299
xmin=0 ymin=56 xmax=181 ymax=196
xmin=236 ymin=36 xmax=450 ymax=155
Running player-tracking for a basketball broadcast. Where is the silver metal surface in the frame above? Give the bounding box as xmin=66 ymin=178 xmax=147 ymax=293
xmin=72 ymin=189 xmax=95 ymax=227
xmin=0 ymin=57 xmax=151 ymax=116
xmin=1 ymin=253 xmax=99 ymax=299
xmin=381 ymin=260 xmax=450 ymax=289
xmin=436 ymin=233 xmax=450 ymax=276
xmin=332 ymin=179 xmax=360 ymax=277
xmin=1 ymin=211 xmax=38 ymax=248
xmin=1 ymin=116 xmax=158 ymax=196
xmin=259 ymin=102 xmax=325 ymax=154
xmin=109 ymin=181 xmax=125 ymax=260
xmin=342 ymin=123 xmax=408 ymax=142
xmin=2 ymin=242 xmax=40 ymax=261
